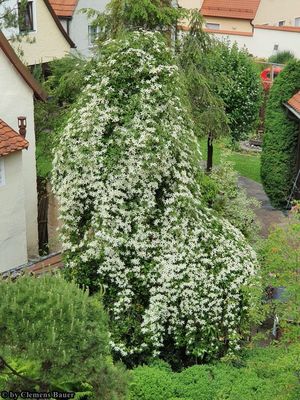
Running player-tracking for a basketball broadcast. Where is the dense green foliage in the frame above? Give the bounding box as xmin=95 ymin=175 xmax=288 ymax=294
xmin=259 ymin=218 xmax=300 ymax=340
xmin=0 ymin=274 xmax=128 ymax=399
xmin=83 ymin=0 xmax=186 ymax=42
xmin=261 ymin=60 xmax=300 ymax=207
xmin=201 ymin=161 xmax=260 ymax=240
xmin=128 ymin=344 xmax=300 ymax=400
xmin=34 ymin=55 xmax=87 ymax=178
xmin=209 ymin=42 xmax=262 ymax=141
xmin=269 ymin=50 xmax=296 ymax=65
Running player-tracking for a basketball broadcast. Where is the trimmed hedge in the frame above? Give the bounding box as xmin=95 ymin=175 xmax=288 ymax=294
xmin=261 ymin=60 xmax=300 ymax=207
xmin=128 ymin=345 xmax=300 ymax=400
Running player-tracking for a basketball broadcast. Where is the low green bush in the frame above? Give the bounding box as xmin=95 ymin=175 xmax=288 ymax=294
xmin=0 ymin=274 xmax=128 ymax=399
xmin=128 ymin=344 xmax=300 ymax=400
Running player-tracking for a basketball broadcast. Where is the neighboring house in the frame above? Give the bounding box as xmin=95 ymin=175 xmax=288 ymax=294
xmin=48 ymin=0 xmax=108 ymax=57
xmin=1 ymin=0 xmax=75 ymax=65
xmin=180 ymin=0 xmax=300 ymax=33
xmin=200 ymin=0 xmax=261 ymax=34
xmin=255 ymin=0 xmax=300 ymax=27
xmin=0 ymin=31 xmax=47 ymax=272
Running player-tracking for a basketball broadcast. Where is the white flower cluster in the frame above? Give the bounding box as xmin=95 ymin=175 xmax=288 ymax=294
xmin=52 ymin=32 xmax=258 ymax=362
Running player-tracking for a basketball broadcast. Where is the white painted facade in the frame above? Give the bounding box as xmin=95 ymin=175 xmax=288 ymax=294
xmin=61 ymin=0 xmax=109 ymax=57
xmin=0 ymin=153 xmax=28 ymax=271
xmin=1 ymin=0 xmax=72 ymax=65
xmin=0 ymin=47 xmax=39 ymax=270
xmin=207 ymin=27 xmax=300 ymax=59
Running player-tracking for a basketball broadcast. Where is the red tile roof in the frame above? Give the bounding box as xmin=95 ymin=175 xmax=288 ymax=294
xmin=288 ymin=91 xmax=300 ymax=115
xmin=201 ymin=0 xmax=261 ymax=20
xmin=48 ymin=0 xmax=78 ymax=17
xmin=0 ymin=119 xmax=29 ymax=157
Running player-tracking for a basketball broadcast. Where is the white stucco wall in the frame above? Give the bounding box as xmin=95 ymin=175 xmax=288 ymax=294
xmin=208 ymin=27 xmax=300 ymax=59
xmin=0 ymin=153 xmax=28 ymax=272
xmin=69 ymin=0 xmax=109 ymax=57
xmin=0 ymin=48 xmax=39 ymax=262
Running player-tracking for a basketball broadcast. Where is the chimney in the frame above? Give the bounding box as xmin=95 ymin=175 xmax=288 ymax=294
xmin=18 ymin=116 xmax=27 ymax=138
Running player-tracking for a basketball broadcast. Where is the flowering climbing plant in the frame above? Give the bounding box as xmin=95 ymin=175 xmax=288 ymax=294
xmin=52 ymin=32 xmax=259 ymax=366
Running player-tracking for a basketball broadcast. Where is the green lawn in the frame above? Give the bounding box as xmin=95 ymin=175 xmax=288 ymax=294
xmin=200 ymin=138 xmax=262 ymax=183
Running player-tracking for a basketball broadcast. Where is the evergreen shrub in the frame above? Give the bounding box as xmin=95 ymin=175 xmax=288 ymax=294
xmin=0 ymin=274 xmax=127 ymax=399
xmin=261 ymin=60 xmax=300 ymax=207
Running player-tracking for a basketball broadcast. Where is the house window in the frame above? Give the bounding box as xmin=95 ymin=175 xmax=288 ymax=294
xmin=88 ymin=25 xmax=98 ymax=47
xmin=18 ymin=1 xmax=34 ymax=33
xmin=0 ymin=159 xmax=5 ymax=187
xmin=278 ymin=20 xmax=285 ymax=27
xmin=295 ymin=17 xmax=300 ymax=27
xmin=205 ymin=23 xmax=220 ymax=30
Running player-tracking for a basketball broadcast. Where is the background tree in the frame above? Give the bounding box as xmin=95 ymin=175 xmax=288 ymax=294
xmin=83 ymin=0 xmax=187 ymax=42
xmin=261 ymin=60 xmax=300 ymax=207
xmin=209 ymin=42 xmax=262 ymax=142
xmin=52 ymin=31 xmax=259 ymax=368
xmin=178 ymin=12 xmax=229 ymax=171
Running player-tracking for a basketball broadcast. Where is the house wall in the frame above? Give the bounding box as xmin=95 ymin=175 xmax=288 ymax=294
xmin=207 ymin=27 xmax=300 ymax=59
xmin=179 ymin=0 xmax=204 ymax=8
xmin=255 ymin=0 xmax=300 ymax=26
xmin=203 ymin=17 xmax=252 ymax=33
xmin=69 ymin=0 xmax=108 ymax=57
xmin=0 ymin=153 xmax=28 ymax=272
xmin=3 ymin=0 xmax=71 ymax=65
xmin=0 ymin=48 xmax=39 ymax=260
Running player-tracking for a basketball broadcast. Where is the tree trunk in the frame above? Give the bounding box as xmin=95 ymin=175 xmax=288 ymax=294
xmin=207 ymin=133 xmax=213 ymax=172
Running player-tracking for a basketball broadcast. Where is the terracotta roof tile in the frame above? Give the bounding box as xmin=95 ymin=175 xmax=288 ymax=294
xmin=201 ymin=0 xmax=261 ymax=20
xmin=0 ymin=119 xmax=29 ymax=157
xmin=288 ymin=91 xmax=300 ymax=115
xmin=48 ymin=0 xmax=78 ymax=17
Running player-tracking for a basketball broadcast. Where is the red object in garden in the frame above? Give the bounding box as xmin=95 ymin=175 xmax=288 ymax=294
xmin=260 ymin=67 xmax=283 ymax=90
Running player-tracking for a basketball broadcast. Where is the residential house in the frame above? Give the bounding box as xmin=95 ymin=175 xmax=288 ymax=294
xmin=178 ymin=0 xmax=300 ymax=59
xmin=1 ymin=0 xmax=75 ymax=65
xmin=255 ymin=0 xmax=300 ymax=27
xmin=180 ymin=1 xmax=300 ymax=33
xmin=48 ymin=0 xmax=109 ymax=57
xmin=0 ymin=31 xmax=47 ymax=272
xmin=199 ymin=0 xmax=261 ymax=34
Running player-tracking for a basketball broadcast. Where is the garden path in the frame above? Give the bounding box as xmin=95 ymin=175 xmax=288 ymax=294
xmin=238 ymin=176 xmax=288 ymax=238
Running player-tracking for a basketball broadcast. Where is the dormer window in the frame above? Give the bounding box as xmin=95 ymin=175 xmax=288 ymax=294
xmin=18 ymin=1 xmax=34 ymax=32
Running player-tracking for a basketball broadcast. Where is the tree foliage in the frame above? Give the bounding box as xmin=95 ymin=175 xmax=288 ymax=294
xmin=83 ymin=0 xmax=186 ymax=42
xmin=52 ymin=32 xmax=259 ymax=367
xmin=128 ymin=344 xmax=300 ymax=400
xmin=0 ymin=274 xmax=128 ymax=399
xmin=209 ymin=42 xmax=262 ymax=141
xmin=261 ymin=60 xmax=300 ymax=207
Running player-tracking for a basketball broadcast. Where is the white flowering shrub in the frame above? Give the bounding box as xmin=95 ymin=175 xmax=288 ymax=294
xmin=52 ymin=32 xmax=259 ymax=366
